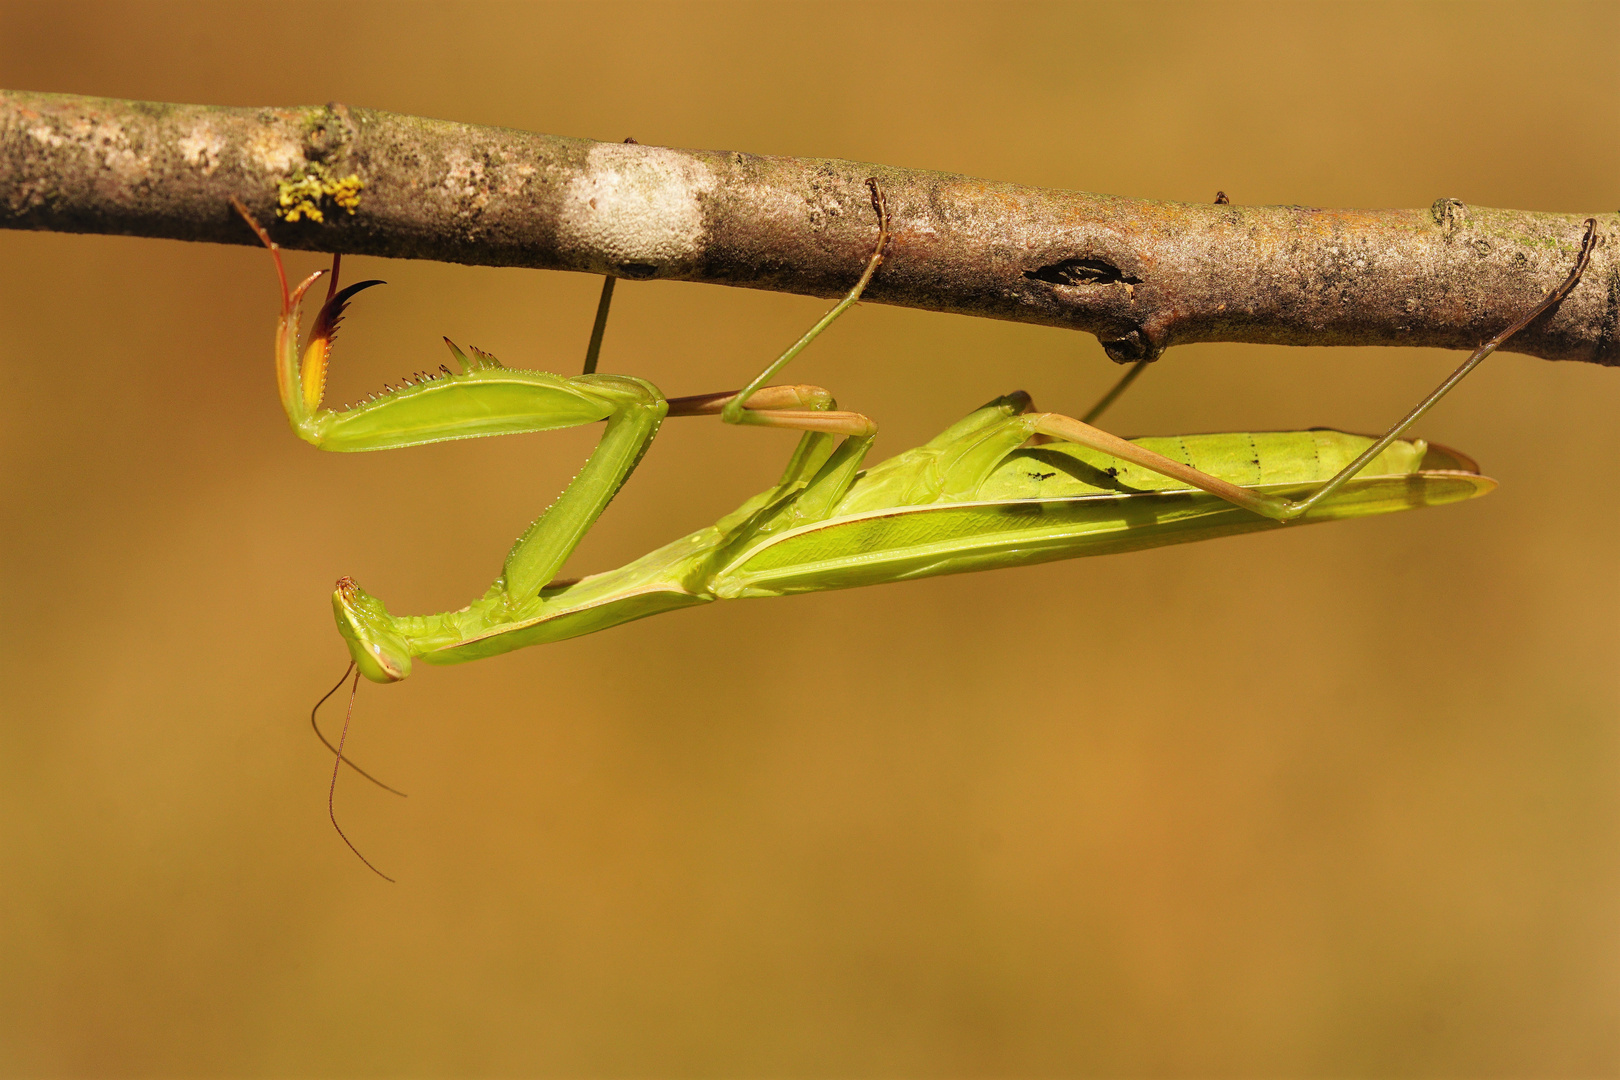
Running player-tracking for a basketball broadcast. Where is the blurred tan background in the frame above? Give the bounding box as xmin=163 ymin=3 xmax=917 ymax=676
xmin=3 ymin=1 xmax=1618 ymax=1075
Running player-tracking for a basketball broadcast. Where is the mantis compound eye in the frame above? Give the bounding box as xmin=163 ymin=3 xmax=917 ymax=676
xmin=332 ymin=577 xmax=412 ymax=683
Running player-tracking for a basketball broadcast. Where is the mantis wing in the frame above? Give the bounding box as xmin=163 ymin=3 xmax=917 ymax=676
xmin=709 ymin=433 xmax=1493 ymax=599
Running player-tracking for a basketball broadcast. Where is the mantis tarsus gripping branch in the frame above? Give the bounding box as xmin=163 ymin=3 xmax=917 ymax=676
xmin=236 ymin=192 xmax=1595 ymax=879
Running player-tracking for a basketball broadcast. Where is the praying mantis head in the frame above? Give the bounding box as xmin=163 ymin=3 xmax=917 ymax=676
xmin=333 ymin=577 xmax=413 ymax=683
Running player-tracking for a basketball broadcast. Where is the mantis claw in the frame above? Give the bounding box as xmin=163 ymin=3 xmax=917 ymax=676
xmin=300 ymin=264 xmax=386 ymax=414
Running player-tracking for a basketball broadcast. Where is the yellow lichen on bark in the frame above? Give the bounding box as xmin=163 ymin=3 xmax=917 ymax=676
xmin=277 ymin=162 xmax=364 ymax=223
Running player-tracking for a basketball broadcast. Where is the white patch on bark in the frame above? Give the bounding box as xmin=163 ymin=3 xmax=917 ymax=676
xmin=177 ymin=123 xmax=226 ymax=176
xmin=557 ymin=144 xmax=714 ymax=270
xmin=28 ymin=119 xmax=150 ymax=178
xmin=441 ymin=149 xmax=490 ymax=213
xmin=27 ymin=124 xmax=65 ymax=148
xmin=246 ymin=128 xmax=304 ymax=174
xmin=497 ymin=162 xmax=536 ymax=197
xmin=90 ymin=121 xmax=146 ymax=176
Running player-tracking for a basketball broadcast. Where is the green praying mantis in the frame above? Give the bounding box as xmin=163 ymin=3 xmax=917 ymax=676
xmin=234 ymin=191 xmax=1595 ymax=878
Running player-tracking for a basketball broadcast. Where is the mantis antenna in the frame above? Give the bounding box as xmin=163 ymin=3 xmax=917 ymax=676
xmin=327 ymin=665 xmax=395 ymax=883
xmin=311 ymin=661 xmax=406 ymax=797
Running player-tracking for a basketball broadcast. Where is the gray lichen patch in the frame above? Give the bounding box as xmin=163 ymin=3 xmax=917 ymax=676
xmin=176 ymin=121 xmax=226 ymax=176
xmin=556 ymin=143 xmax=716 ymax=276
xmin=26 ymin=114 xmax=151 ymax=180
xmin=246 ymin=124 xmax=304 ymax=175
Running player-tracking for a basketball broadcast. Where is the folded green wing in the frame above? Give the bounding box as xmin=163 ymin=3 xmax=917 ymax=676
xmin=711 ymin=432 xmax=1492 ymax=599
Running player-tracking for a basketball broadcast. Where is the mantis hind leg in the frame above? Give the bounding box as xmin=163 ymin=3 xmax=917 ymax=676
xmin=1029 ymin=218 xmax=1600 ymax=523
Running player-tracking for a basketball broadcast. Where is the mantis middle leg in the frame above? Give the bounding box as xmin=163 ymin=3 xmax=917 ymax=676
xmin=718 ymin=179 xmax=891 ymax=429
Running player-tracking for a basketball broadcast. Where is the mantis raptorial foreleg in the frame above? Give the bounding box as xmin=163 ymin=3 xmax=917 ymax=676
xmin=232 ymin=199 xmax=875 ymax=443
xmin=233 ymin=199 xmax=880 ymax=681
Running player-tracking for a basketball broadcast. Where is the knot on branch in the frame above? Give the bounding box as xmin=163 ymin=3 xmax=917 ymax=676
xmin=1432 ymin=197 xmax=1468 ymax=238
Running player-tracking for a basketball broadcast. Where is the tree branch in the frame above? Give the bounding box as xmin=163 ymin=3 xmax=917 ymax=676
xmin=3 ymin=88 xmax=1615 ymax=365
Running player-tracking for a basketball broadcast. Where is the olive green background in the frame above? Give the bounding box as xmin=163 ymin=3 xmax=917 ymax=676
xmin=2 ymin=2 xmax=1617 ymax=1075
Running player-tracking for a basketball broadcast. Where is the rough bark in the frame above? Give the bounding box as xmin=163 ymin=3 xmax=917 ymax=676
xmin=3 ymin=88 xmax=1616 ymax=365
